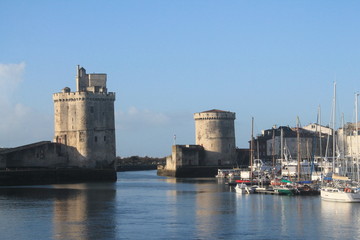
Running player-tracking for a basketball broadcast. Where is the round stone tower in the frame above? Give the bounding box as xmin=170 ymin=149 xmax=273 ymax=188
xmin=194 ymin=109 xmax=236 ymax=166
xmin=53 ymin=66 xmax=116 ymax=169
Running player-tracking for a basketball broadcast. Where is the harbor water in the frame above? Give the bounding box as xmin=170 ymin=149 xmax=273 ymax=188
xmin=0 ymin=170 xmax=360 ymax=240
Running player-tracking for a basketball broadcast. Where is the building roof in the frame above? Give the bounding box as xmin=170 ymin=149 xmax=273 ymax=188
xmin=201 ymin=109 xmax=229 ymax=113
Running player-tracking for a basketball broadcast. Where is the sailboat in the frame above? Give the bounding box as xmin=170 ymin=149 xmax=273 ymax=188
xmin=235 ymin=117 xmax=255 ymax=194
xmin=321 ymin=174 xmax=360 ymax=202
xmin=320 ymin=83 xmax=360 ymax=202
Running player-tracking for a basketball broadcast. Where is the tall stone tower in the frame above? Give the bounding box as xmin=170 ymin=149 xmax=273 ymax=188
xmin=194 ymin=109 xmax=236 ymax=166
xmin=53 ymin=66 xmax=116 ymax=168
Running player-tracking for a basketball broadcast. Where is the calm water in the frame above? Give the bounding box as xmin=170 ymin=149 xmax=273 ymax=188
xmin=0 ymin=170 xmax=360 ymax=240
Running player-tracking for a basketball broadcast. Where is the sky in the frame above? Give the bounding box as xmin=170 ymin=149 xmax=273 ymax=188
xmin=1 ymin=1 xmax=360 ymax=157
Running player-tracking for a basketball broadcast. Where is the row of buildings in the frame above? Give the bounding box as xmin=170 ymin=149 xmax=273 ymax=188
xmin=253 ymin=122 xmax=360 ymax=164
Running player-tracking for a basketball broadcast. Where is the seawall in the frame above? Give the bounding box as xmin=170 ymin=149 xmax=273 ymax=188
xmin=0 ymin=168 xmax=117 ymax=186
xmin=157 ymin=166 xmax=220 ymax=178
xmin=117 ymin=165 xmax=157 ymax=172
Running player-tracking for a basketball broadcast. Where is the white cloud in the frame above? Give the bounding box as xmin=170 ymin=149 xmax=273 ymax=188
xmin=0 ymin=63 xmax=28 ymax=127
xmin=0 ymin=63 xmax=53 ymax=147
xmin=0 ymin=62 xmax=25 ymax=98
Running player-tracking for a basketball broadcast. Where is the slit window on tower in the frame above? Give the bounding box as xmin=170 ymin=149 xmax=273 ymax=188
xmin=104 ymin=136 xmax=106 ymax=142
xmin=90 ymin=106 xmax=94 ymax=113
xmin=95 ymin=136 xmax=98 ymax=142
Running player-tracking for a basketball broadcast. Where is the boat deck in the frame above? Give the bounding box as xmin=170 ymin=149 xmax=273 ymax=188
xmin=255 ymin=189 xmax=280 ymax=195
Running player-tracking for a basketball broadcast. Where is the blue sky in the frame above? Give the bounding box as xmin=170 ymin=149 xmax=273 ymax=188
xmin=1 ymin=1 xmax=360 ymax=157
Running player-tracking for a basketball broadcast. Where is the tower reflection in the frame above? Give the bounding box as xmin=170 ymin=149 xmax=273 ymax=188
xmin=164 ymin=178 xmax=237 ymax=239
xmin=53 ymin=183 xmax=116 ymax=240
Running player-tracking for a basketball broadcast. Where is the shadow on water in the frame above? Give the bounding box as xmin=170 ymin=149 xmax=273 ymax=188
xmin=0 ymin=183 xmax=117 ymax=240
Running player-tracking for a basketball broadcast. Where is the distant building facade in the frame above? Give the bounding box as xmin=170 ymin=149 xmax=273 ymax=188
xmin=337 ymin=122 xmax=360 ymax=159
xmin=303 ymin=123 xmax=333 ymax=136
xmin=252 ymin=124 xmax=331 ymax=163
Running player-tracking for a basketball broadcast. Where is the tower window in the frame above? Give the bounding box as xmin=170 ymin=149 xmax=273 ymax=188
xmin=90 ymin=106 xmax=94 ymax=113
xmin=95 ymin=136 xmax=98 ymax=142
xmin=104 ymin=136 xmax=106 ymax=141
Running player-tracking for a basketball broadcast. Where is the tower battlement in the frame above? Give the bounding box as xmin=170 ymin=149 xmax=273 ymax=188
xmin=53 ymin=91 xmax=115 ymax=103
xmin=194 ymin=110 xmax=235 ymax=121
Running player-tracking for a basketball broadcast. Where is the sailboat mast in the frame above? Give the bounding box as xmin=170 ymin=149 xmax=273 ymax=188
xmin=281 ymin=128 xmax=284 ymax=165
xmin=341 ymin=113 xmax=346 ymax=177
xmin=250 ymin=117 xmax=254 ymax=180
xmin=332 ymin=82 xmax=336 ymax=172
xmin=318 ymin=105 xmax=324 ymax=178
xmin=272 ymin=129 xmax=275 ymax=167
xmin=318 ymin=106 xmax=322 ymax=158
xmin=341 ymin=113 xmax=345 ymax=159
xmin=297 ymin=116 xmax=301 ymax=182
xmin=355 ymin=93 xmax=359 ymax=182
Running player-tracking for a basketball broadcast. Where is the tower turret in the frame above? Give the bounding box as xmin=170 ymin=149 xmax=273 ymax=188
xmin=194 ymin=109 xmax=236 ymax=165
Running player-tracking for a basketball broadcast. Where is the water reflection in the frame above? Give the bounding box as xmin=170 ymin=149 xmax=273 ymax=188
xmin=233 ymin=194 xmax=324 ymax=239
xmin=0 ymin=183 xmax=116 ymax=240
xmin=52 ymin=183 xmax=116 ymax=240
xmin=164 ymin=177 xmax=237 ymax=239
xmin=2 ymin=171 xmax=360 ymax=240
xmin=195 ymin=184 xmax=237 ymax=239
xmin=163 ymin=178 xmax=360 ymax=240
xmin=320 ymin=200 xmax=360 ymax=240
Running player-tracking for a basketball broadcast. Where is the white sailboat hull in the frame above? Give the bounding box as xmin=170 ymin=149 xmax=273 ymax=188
xmin=235 ymin=183 xmax=252 ymax=194
xmin=321 ymin=188 xmax=360 ymax=202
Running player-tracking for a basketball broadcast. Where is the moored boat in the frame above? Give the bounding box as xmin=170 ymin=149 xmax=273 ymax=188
xmin=216 ymin=169 xmax=241 ymax=179
xmin=320 ymin=83 xmax=360 ymax=202
xmin=321 ymin=186 xmax=360 ymax=202
xmin=297 ymin=184 xmax=320 ymax=195
xmin=296 ymin=181 xmax=320 ymax=195
xmin=235 ymin=183 xmax=253 ymax=194
xmin=273 ymin=184 xmax=299 ymax=195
